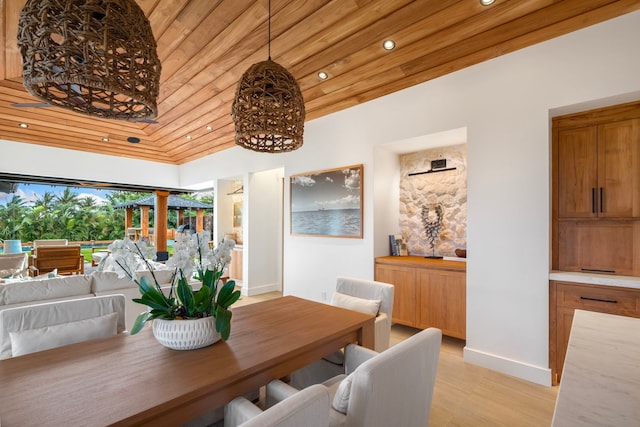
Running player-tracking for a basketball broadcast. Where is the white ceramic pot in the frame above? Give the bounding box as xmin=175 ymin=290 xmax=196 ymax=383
xmin=152 ymin=316 xmax=220 ymax=350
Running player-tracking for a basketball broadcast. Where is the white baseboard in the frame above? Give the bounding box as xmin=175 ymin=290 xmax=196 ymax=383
xmin=241 ymin=281 xmax=281 ymax=297
xmin=463 ymin=346 xmax=552 ymax=387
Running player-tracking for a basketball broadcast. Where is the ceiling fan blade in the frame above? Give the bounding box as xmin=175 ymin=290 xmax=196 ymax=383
xmin=11 ymin=102 xmax=54 ymax=108
xmin=134 ymin=118 xmax=159 ymax=124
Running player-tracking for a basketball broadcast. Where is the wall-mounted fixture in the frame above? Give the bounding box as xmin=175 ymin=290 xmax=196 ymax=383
xmin=408 ymin=159 xmax=457 ymax=176
xmin=226 ymin=186 xmax=244 ymax=196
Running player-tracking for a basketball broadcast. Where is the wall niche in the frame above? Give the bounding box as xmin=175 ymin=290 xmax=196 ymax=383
xmin=399 ymin=144 xmax=467 ymax=257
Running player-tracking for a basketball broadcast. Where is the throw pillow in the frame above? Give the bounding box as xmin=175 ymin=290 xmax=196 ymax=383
xmin=332 ymin=373 xmax=354 ymax=414
xmin=331 ymin=292 xmax=381 ymax=316
xmin=9 ymin=312 xmax=118 ymax=357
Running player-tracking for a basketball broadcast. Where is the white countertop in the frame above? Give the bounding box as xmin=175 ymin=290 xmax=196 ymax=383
xmin=549 ymin=271 xmax=640 ymax=289
xmin=551 ymin=310 xmax=640 ymax=427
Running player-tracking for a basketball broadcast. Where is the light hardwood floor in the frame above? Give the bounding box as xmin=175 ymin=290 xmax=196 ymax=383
xmin=391 ymin=325 xmax=558 ymax=427
xmin=238 ymin=292 xmax=558 ymax=426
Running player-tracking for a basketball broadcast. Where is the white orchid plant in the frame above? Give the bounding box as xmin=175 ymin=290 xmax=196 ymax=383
xmin=108 ymin=233 xmax=240 ymax=340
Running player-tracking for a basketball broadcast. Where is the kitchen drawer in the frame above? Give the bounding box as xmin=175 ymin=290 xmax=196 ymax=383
xmin=556 ymin=282 xmax=638 ymax=316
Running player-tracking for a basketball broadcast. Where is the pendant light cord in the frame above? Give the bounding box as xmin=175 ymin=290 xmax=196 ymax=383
xmin=268 ymin=0 xmax=271 ymax=60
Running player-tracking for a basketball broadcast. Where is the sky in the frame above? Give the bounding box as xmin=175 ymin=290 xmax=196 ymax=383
xmin=0 ymin=184 xmax=113 ymax=206
xmin=290 ymin=166 xmax=361 ymax=212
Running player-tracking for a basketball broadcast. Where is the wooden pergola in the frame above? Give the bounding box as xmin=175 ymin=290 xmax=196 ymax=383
xmin=115 ymin=192 xmax=212 ymax=253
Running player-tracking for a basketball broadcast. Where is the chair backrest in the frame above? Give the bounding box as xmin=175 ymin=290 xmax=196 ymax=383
xmin=33 ymin=239 xmax=68 ymax=248
xmin=0 ymin=253 xmax=28 ymax=278
xmin=335 ymin=276 xmax=394 ymax=323
xmin=0 ymin=295 xmax=126 ymax=359
xmin=31 ymin=245 xmax=83 ymax=275
xmin=346 ymin=328 xmax=442 ymax=427
xmin=240 ymin=384 xmax=330 ymax=427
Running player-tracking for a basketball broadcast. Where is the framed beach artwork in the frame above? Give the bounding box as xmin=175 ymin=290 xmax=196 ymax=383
xmin=290 ymin=164 xmax=363 ymax=238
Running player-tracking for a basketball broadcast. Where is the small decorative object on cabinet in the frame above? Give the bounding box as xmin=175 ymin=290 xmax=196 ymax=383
xmin=375 ymin=256 xmax=465 ymax=339
xmin=421 ymin=204 xmax=444 ymax=259
xmin=549 ymin=280 xmax=640 ymax=385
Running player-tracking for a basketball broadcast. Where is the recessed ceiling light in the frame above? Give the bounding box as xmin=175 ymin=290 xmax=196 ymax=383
xmin=382 ymin=40 xmax=396 ymax=51
xmin=19 ymin=123 xmax=28 ymax=128
xmin=480 ymin=0 xmax=495 ymax=5
xmin=127 ymin=137 xmax=140 ymax=144
xmin=317 ymin=71 xmax=328 ymax=80
xmin=186 ymin=135 xmax=192 ymax=140
xmin=206 ymin=125 xmax=212 ymax=131
xmin=102 ymin=137 xmax=109 ymax=142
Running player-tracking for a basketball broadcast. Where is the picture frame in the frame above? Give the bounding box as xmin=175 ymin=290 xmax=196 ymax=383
xmin=233 ymin=201 xmax=242 ymax=228
xmin=290 ymin=164 xmax=363 ymax=238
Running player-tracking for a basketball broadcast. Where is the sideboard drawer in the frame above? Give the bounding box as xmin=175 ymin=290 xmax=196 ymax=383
xmin=556 ymin=283 xmax=638 ymax=316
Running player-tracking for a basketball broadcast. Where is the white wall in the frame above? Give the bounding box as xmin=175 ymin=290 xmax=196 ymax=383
xmin=0 ymin=140 xmax=180 ymax=188
xmin=244 ymin=168 xmax=283 ymax=296
xmin=3 ymin=11 xmax=640 ymax=385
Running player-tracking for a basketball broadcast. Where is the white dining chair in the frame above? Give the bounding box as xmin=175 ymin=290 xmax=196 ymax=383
xmin=275 ymin=328 xmax=442 ymax=427
xmin=224 ymin=382 xmax=330 ymax=427
xmin=290 ymin=276 xmax=394 ymax=389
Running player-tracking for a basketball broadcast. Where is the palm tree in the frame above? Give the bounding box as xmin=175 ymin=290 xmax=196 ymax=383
xmin=0 ymin=195 xmax=27 ymax=240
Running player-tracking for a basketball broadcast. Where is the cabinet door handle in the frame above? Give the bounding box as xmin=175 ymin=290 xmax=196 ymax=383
xmin=591 ymin=188 xmax=596 ymax=213
xmin=599 ymin=187 xmax=603 ymax=213
xmin=580 ymin=296 xmax=617 ymax=304
xmin=581 ymin=268 xmax=615 ymax=274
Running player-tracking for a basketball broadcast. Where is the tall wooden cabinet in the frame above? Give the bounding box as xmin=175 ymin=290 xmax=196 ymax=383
xmin=553 ymin=102 xmax=640 ymax=275
xmin=374 ymin=256 xmax=466 ymax=339
xmin=551 ymin=100 xmax=640 ymax=384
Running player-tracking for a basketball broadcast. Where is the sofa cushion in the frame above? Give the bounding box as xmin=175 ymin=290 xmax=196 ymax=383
xmin=0 ymin=253 xmax=28 ymax=279
xmin=0 ymin=295 xmax=125 ymax=359
xmin=90 ymin=270 xmax=174 ymax=293
xmin=321 ymin=373 xmax=352 ymax=415
xmin=9 ymin=312 xmax=118 ymax=357
xmin=90 ymin=271 xmax=137 ymax=293
xmin=0 ymin=275 xmax=92 ymax=306
xmin=331 ymin=292 xmax=381 ymax=316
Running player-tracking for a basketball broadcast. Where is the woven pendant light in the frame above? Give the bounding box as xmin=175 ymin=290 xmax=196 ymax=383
xmin=17 ymin=0 xmax=161 ymax=122
xmin=232 ymin=0 xmax=305 ymax=153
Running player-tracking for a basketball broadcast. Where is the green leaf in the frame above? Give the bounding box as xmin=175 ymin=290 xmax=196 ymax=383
xmin=222 ymin=290 xmax=241 ymax=308
xmin=177 ymin=277 xmax=195 ymax=316
xmin=135 ymin=287 xmax=171 ymax=308
xmin=133 ymin=291 xmax=172 ymax=312
xmin=215 ymin=306 xmax=233 ymax=341
xmin=138 ymin=275 xmax=156 ymax=294
xmin=216 ymin=281 xmax=238 ymax=308
xmin=193 ymin=286 xmax=211 ymax=311
xmin=130 ymin=311 xmax=152 ymax=335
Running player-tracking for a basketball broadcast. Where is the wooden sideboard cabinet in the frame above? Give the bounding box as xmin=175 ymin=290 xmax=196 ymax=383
xmin=549 ymin=280 xmax=640 ymax=385
xmin=374 ymin=256 xmax=466 ymax=339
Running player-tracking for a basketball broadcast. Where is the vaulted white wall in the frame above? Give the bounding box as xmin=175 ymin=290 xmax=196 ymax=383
xmin=2 ymin=11 xmax=640 ymax=386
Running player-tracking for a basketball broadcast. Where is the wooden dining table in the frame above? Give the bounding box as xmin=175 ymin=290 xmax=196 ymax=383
xmin=0 ymin=296 xmax=374 ymax=427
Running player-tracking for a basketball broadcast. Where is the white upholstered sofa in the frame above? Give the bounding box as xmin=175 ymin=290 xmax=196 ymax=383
xmin=0 ymin=294 xmax=126 ymax=359
xmin=0 ymin=269 xmax=175 ymax=330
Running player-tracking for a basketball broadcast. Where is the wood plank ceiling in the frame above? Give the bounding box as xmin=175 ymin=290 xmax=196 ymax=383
xmin=1 ymin=0 xmax=639 ymax=165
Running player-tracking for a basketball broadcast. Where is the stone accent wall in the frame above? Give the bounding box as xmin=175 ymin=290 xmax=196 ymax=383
xmin=399 ymin=144 xmax=467 ymax=257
